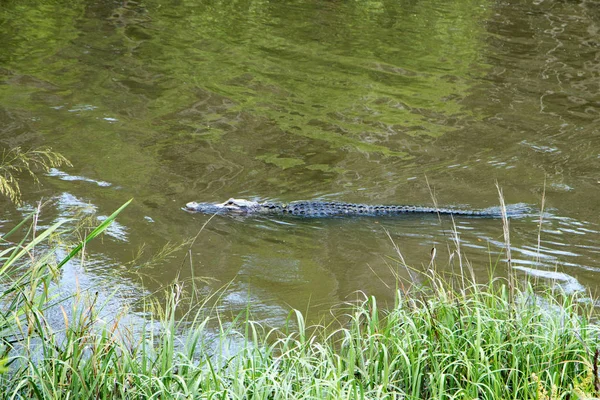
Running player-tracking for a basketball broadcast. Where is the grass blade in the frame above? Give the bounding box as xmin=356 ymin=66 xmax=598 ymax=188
xmin=56 ymin=199 xmax=132 ymax=269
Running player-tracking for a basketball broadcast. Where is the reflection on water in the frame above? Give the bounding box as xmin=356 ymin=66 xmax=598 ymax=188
xmin=513 ymin=266 xmax=586 ymax=295
xmin=48 ymin=168 xmax=112 ymax=187
xmin=0 ymin=0 xmax=600 ymax=323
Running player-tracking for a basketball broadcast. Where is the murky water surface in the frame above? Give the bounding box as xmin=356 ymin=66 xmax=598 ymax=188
xmin=1 ymin=0 xmax=600 ymax=324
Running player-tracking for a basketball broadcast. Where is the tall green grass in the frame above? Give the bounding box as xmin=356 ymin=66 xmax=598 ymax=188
xmin=0 ymin=201 xmax=599 ymax=399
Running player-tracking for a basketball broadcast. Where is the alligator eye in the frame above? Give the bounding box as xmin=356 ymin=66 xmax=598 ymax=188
xmin=226 ymin=200 xmax=235 ymax=205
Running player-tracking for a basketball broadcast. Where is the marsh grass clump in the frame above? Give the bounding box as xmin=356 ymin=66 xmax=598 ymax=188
xmin=3 ymin=266 xmax=600 ymax=398
xmin=0 ymin=200 xmax=599 ymax=399
xmin=220 ymin=275 xmax=600 ymax=399
xmin=334 ymin=280 xmax=598 ymax=399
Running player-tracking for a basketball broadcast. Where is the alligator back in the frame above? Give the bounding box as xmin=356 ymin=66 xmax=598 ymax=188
xmin=275 ymin=201 xmax=508 ymax=218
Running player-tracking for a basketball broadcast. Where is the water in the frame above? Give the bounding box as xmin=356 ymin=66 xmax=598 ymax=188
xmin=1 ymin=0 xmax=599 ymax=324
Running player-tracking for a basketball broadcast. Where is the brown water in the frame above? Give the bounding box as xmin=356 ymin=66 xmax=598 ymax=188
xmin=1 ymin=0 xmax=600 ymax=324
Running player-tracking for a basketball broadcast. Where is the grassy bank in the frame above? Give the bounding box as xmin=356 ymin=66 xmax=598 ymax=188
xmin=1 ymin=205 xmax=599 ymax=399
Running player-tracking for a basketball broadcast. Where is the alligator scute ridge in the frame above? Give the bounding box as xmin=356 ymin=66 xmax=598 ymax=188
xmin=184 ymin=198 xmax=527 ymax=218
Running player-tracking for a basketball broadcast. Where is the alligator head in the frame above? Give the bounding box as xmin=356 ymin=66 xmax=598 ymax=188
xmin=185 ymin=198 xmax=262 ymax=215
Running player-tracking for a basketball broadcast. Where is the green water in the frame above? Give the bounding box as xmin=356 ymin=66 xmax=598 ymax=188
xmin=1 ymin=0 xmax=599 ymax=323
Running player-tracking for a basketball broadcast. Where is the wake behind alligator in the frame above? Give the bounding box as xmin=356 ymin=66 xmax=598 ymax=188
xmin=185 ymin=198 xmax=529 ymax=218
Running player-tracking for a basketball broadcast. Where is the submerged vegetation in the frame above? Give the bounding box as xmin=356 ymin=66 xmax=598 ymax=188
xmin=0 ymin=201 xmax=598 ymax=399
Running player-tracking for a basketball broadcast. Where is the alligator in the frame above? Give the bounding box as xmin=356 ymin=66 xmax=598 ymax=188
xmin=184 ymin=198 xmax=525 ymax=218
